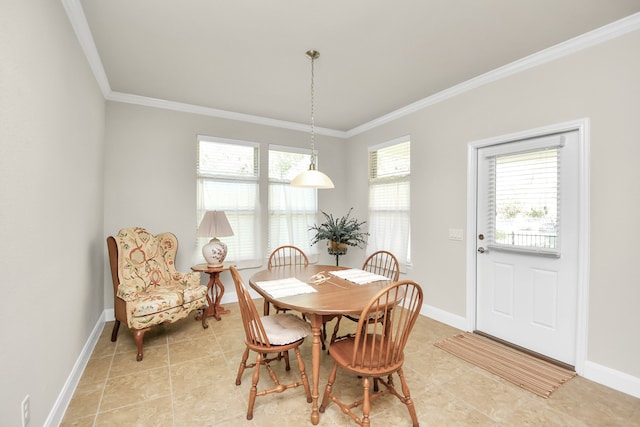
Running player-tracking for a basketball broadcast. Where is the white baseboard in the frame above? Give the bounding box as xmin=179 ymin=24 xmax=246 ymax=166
xmin=421 ymin=303 xmax=468 ymax=331
xmin=583 ymin=360 xmax=640 ymax=398
xmin=44 ymin=311 xmax=108 ymax=427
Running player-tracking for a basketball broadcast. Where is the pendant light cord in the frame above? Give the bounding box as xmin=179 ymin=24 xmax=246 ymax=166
xmin=309 ymin=51 xmax=317 ymax=168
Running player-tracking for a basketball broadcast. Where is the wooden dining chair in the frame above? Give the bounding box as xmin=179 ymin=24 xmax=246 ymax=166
xmin=319 ymin=280 xmax=423 ymax=427
xmin=268 ymin=245 xmax=310 ymax=268
xmin=329 ymin=250 xmax=401 ymax=346
xmin=361 ymin=250 xmax=401 ymax=282
xmin=263 ymin=245 xmax=310 ymax=315
xmin=230 ymin=266 xmax=312 ymax=421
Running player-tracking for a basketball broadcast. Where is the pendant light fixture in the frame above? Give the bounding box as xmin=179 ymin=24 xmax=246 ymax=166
xmin=291 ymin=50 xmax=335 ymax=189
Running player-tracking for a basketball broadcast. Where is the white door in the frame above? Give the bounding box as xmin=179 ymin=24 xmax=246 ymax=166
xmin=476 ymin=130 xmax=579 ymax=365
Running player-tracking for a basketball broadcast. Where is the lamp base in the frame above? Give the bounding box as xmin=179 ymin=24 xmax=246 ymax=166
xmin=202 ymin=237 xmax=227 ymax=268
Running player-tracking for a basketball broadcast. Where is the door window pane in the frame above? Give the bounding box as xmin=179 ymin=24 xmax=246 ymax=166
xmin=491 ymin=148 xmax=559 ymax=250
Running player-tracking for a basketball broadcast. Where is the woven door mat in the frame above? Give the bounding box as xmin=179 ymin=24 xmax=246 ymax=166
xmin=435 ymin=332 xmax=576 ymax=398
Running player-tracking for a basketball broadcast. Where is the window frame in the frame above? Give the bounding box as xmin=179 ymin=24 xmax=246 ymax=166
xmin=197 ymin=136 xmax=322 ymax=269
xmin=367 ymin=135 xmax=411 ymax=271
xmin=197 ymin=135 xmax=262 ymax=268
xmin=267 ymin=144 xmax=319 ymax=262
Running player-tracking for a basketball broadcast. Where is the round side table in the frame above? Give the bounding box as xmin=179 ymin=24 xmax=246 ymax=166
xmin=191 ymin=262 xmax=233 ymax=328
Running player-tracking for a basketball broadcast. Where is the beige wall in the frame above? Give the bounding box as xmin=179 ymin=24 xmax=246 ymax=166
xmin=103 ymin=102 xmax=349 ymax=305
xmin=0 ymin=1 xmax=105 ymax=425
xmin=347 ymin=30 xmax=640 ymax=379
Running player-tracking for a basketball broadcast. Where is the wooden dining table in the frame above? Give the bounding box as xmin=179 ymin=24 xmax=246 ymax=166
xmin=249 ymin=264 xmax=393 ymax=425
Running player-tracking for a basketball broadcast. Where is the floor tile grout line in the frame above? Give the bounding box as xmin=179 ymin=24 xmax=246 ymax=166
xmin=166 ymin=335 xmax=177 ymax=427
xmin=91 ymin=333 xmax=117 ymax=427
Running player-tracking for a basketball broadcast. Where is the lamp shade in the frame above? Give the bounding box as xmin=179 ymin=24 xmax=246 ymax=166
xmin=290 ymin=168 xmax=335 ymax=189
xmin=197 ymin=211 xmax=234 ymax=267
xmin=196 ymin=211 xmax=234 ymax=238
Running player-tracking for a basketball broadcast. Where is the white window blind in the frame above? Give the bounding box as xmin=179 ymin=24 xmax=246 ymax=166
xmin=197 ymin=136 xmax=262 ymax=268
xmin=487 ymin=144 xmax=561 ymax=256
xmin=367 ymin=138 xmax=411 ymax=270
xmin=268 ymin=146 xmax=318 ymax=261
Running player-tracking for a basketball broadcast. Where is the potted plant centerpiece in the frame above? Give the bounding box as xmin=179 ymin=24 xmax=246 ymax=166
xmin=309 ymin=208 xmax=369 ymax=266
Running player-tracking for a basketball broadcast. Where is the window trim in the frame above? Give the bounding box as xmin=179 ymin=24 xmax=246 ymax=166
xmin=367 ymin=136 xmax=411 ymax=271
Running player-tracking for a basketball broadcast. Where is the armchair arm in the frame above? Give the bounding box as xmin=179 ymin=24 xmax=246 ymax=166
xmin=172 ymin=271 xmax=200 ymax=287
xmin=116 ymin=280 xmax=144 ymax=302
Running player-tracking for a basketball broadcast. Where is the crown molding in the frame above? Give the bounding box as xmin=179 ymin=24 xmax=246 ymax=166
xmin=107 ymin=92 xmax=347 ymax=138
xmin=62 ymin=0 xmax=110 ymax=97
xmin=63 ymin=0 xmax=639 ymax=139
xmin=347 ymin=12 xmax=640 ymax=137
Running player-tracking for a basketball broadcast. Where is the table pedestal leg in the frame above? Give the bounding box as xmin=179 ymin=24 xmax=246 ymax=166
xmin=213 ymin=274 xmax=230 ymax=318
xmin=196 ymin=272 xmax=230 ymax=328
xmin=309 ymin=314 xmax=322 ymax=425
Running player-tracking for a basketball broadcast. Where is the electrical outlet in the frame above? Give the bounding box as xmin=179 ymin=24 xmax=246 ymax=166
xmin=21 ymin=395 xmax=30 ymax=427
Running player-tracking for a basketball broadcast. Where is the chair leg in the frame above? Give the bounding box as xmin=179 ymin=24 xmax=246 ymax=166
xmin=329 ymin=316 xmax=342 ymax=347
xmin=110 ymin=319 xmax=121 ymax=342
xmin=247 ymin=353 xmax=263 ymax=420
xmin=321 ymin=321 xmax=328 ymax=350
xmin=397 ymin=368 xmax=419 ymax=427
xmin=294 ymin=347 xmax=312 ymax=402
xmin=263 ymin=300 xmax=270 ymax=316
xmin=319 ymin=362 xmax=339 ymax=412
xmin=362 ymin=376 xmax=371 ymax=427
xmin=283 ymin=349 xmax=291 ymax=371
xmin=236 ymin=347 xmax=250 ymax=385
xmin=132 ymin=327 xmax=149 ymax=361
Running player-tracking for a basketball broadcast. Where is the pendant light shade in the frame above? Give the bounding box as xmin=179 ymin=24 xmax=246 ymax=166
xmin=291 ymin=50 xmax=335 ymax=189
xmin=290 ymin=165 xmax=335 ymax=188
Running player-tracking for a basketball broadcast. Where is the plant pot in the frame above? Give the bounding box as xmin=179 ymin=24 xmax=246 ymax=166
xmin=327 ymin=240 xmax=348 ymax=255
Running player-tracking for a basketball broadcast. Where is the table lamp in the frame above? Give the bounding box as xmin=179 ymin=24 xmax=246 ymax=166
xmin=196 ymin=210 xmax=234 ymax=267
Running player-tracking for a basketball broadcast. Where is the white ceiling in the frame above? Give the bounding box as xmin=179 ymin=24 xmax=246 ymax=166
xmin=74 ymin=0 xmax=640 ymax=134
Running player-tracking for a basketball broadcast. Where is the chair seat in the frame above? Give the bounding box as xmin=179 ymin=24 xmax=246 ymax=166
xmin=260 ymin=313 xmax=311 ymax=345
xmin=129 ymin=283 xmax=207 ymax=317
xmin=329 ymin=334 xmax=404 ymax=375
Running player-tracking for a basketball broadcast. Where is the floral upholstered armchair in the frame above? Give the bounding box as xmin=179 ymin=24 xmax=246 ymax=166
xmin=107 ymin=227 xmax=208 ymax=361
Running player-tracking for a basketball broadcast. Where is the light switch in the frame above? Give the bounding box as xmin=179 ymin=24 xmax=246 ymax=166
xmin=448 ymin=228 xmax=464 ymax=241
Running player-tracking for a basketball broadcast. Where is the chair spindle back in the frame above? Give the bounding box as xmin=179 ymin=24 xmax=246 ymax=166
xmin=230 ymin=266 xmax=272 ymax=348
xmin=350 ymin=280 xmax=423 ymax=369
xmin=362 ymin=250 xmax=400 ymax=281
xmin=268 ymin=245 xmax=309 ymax=268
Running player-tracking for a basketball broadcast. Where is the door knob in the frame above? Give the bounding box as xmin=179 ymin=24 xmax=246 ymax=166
xmin=477 ymin=247 xmax=486 ymax=254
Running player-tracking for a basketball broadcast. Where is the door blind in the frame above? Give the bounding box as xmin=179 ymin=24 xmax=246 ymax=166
xmin=487 ymin=145 xmax=562 ymax=256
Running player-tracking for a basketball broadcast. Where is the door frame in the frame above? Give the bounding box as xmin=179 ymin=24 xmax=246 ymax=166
xmin=465 ymin=118 xmax=590 ymax=375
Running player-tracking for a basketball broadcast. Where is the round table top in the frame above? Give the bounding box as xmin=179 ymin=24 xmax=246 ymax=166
xmin=249 ymin=264 xmax=393 ymax=316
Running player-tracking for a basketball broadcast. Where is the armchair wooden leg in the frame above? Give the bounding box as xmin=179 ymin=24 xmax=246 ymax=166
xmin=111 ymin=319 xmax=121 ymax=342
xmin=133 ymin=327 xmax=149 ymax=362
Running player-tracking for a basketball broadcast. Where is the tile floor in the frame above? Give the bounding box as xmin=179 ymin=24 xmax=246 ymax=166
xmin=61 ymin=301 xmax=640 ymax=426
